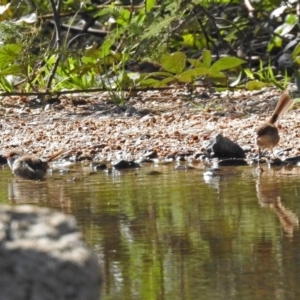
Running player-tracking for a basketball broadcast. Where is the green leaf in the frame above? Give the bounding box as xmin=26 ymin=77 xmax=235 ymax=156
xmin=116 ymin=9 xmax=131 ymax=26
xmin=94 ymin=7 xmax=112 ymax=17
xmin=139 ymin=78 xmax=160 ymax=87
xmin=208 ymin=71 xmax=227 ymax=84
xmin=273 ymin=36 xmax=282 ymax=48
xmin=294 ymin=56 xmax=300 ymax=66
xmin=202 ymin=49 xmax=212 ymax=68
xmin=0 ymin=64 xmax=22 ymax=75
xmin=0 ymin=77 xmax=12 ymax=92
xmin=286 ymin=13 xmax=298 ymax=25
xmin=146 ymin=71 xmax=174 ymax=78
xmin=267 ymin=63 xmax=276 ymax=81
xmin=141 ymin=76 xmax=174 ymax=87
xmin=182 ymin=34 xmax=195 ymax=47
xmin=246 ymin=81 xmax=267 ymax=90
xmin=82 ymin=56 xmax=96 ymax=64
xmin=267 ymin=41 xmax=275 ymax=52
xmin=160 ymin=52 xmax=186 ymax=74
xmin=292 ymin=43 xmax=300 ymax=60
xmin=146 ymin=0 xmax=156 ymax=11
xmin=159 ymin=77 xmax=175 ymax=86
xmin=187 ymin=59 xmax=203 ymax=68
xmin=177 ymin=67 xmax=211 ymax=82
xmin=210 ymin=57 xmax=245 ymax=72
xmin=243 ymin=68 xmax=254 ymax=80
xmin=0 ymin=44 xmax=21 ymax=69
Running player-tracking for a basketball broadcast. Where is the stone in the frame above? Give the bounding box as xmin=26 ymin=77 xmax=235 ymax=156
xmin=0 ymin=205 xmax=102 ymax=300
xmin=113 ymin=160 xmax=140 ymax=169
xmin=0 ymin=153 xmax=7 ymax=164
xmin=218 ymin=158 xmax=248 ymax=166
xmin=206 ymin=134 xmax=245 ymax=159
xmin=284 ymin=156 xmax=300 ymax=164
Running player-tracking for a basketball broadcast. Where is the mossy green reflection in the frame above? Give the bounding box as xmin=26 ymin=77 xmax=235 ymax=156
xmin=1 ymin=164 xmax=300 ymax=300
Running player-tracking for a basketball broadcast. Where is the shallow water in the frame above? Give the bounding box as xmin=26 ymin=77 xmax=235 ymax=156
xmin=1 ymin=162 xmax=300 ymax=300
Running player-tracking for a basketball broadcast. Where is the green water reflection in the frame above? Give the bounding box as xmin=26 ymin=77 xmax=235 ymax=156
xmin=1 ymin=163 xmax=300 ymax=300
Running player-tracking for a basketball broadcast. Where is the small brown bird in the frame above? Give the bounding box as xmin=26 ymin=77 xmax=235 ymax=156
xmin=5 ymin=149 xmax=68 ymax=180
xmin=256 ymin=90 xmax=293 ymax=157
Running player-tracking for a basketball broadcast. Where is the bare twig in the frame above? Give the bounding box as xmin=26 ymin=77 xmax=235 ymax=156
xmin=194 ymin=4 xmax=236 ymax=56
xmin=46 ymin=0 xmax=63 ymax=91
xmin=0 ymin=84 xmax=243 ymax=98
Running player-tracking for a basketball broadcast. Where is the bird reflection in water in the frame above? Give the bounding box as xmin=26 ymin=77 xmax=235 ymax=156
xmin=256 ymin=173 xmax=299 ymax=238
xmin=8 ymin=179 xmax=72 ymax=213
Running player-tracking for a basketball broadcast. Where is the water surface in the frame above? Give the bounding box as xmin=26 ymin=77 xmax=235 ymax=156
xmin=1 ymin=162 xmax=300 ymax=300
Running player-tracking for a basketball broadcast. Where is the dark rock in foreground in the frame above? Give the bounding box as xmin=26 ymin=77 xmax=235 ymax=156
xmin=0 ymin=205 xmax=102 ymax=300
xmin=206 ymin=134 xmax=245 ymax=159
xmin=218 ymin=158 xmax=248 ymax=166
xmin=283 ymin=156 xmax=300 ymax=164
xmin=0 ymin=153 xmax=7 ymax=165
xmin=113 ymin=160 xmax=141 ymax=169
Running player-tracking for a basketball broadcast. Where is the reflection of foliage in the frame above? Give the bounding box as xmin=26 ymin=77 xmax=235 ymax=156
xmin=57 ymin=166 xmax=296 ymax=300
xmin=0 ymin=0 xmax=299 ymax=97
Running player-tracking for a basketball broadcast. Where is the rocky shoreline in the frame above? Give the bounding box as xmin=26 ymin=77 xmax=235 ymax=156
xmin=1 ymin=87 xmax=299 ymax=165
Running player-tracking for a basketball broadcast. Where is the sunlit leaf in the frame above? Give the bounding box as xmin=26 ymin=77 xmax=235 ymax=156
xmin=0 ymin=64 xmax=22 ymax=75
xmin=146 ymin=71 xmax=174 ymax=78
xmin=0 ymin=76 xmax=12 ymax=92
xmin=285 ymin=13 xmax=298 ymax=25
xmin=202 ymin=49 xmax=212 ymax=68
xmin=94 ymin=7 xmax=112 ymax=17
xmin=146 ymin=0 xmax=156 ymax=11
xmin=0 ymin=44 xmax=21 ymax=69
xmin=187 ymin=59 xmax=203 ymax=68
xmin=177 ymin=67 xmax=211 ymax=82
xmin=142 ymin=76 xmax=174 ymax=87
xmin=159 ymin=76 xmax=175 ymax=86
xmin=139 ymin=78 xmax=160 ymax=87
xmin=116 ymin=9 xmax=131 ymax=26
xmin=99 ymin=40 xmax=113 ymax=58
xmin=267 ymin=41 xmax=274 ymax=52
xmin=246 ymin=81 xmax=267 ymax=90
xmin=273 ymin=36 xmax=283 ymax=48
xmin=45 ymin=55 xmax=57 ymax=66
xmin=161 ymin=52 xmax=186 ymax=74
xmin=294 ymin=56 xmax=300 ymax=66
xmin=243 ymin=68 xmax=254 ymax=80
xmin=292 ymin=43 xmax=300 ymax=60
xmin=267 ymin=63 xmax=276 ymax=81
xmin=210 ymin=57 xmax=245 ymax=72
xmin=182 ymin=34 xmax=195 ymax=47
